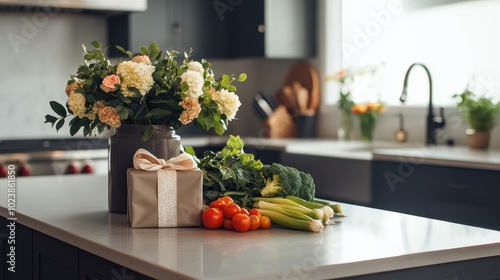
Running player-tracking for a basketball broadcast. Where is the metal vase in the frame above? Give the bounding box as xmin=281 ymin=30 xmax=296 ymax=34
xmin=108 ymin=124 xmax=181 ymax=213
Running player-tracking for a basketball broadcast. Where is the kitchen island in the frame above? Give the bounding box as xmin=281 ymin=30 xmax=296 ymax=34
xmin=1 ymin=175 xmax=500 ymax=279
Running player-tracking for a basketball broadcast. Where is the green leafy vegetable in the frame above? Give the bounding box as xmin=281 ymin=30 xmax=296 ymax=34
xmin=186 ymin=135 xmax=317 ymax=209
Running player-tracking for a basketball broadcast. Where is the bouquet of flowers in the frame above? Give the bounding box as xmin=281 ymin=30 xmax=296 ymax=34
xmin=351 ymin=103 xmax=384 ymax=141
xmin=45 ymin=41 xmax=246 ymax=141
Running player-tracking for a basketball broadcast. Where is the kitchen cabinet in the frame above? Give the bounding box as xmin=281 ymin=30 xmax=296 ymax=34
xmin=224 ymin=0 xmax=316 ymax=58
xmin=371 ymin=160 xmax=500 ymax=230
xmin=0 ymin=218 xmax=150 ymax=279
xmin=1 ymin=217 xmax=32 ymax=280
xmin=79 ymin=250 xmax=152 ymax=280
xmin=281 ymin=152 xmax=372 ymax=205
xmin=108 ymin=0 xmax=316 ymax=59
xmin=33 ymin=230 xmax=78 ymax=279
xmin=107 ymin=0 xmax=227 ymax=59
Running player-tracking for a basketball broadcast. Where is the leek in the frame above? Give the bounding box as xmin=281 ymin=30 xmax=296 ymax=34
xmin=259 ymin=209 xmax=323 ymax=232
xmin=254 ymin=200 xmax=324 ymax=221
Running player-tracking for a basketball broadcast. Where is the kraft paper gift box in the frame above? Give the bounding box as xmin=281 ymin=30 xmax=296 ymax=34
xmin=127 ymin=149 xmax=203 ymax=228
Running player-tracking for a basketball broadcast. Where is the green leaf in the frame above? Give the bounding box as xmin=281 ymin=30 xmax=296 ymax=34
xmin=237 ymin=73 xmax=247 ymax=82
xmin=149 ymin=42 xmax=160 ymax=59
xmin=50 ymin=101 xmax=67 ymax=117
xmin=146 ymin=108 xmax=172 ymax=118
xmin=91 ymin=41 xmax=101 ymax=49
xmin=55 ymin=118 xmax=65 ymax=131
xmin=69 ymin=118 xmax=82 ymax=136
xmin=228 ymin=85 xmax=237 ymax=92
xmin=44 ymin=115 xmax=58 ymax=124
xmin=141 ymin=125 xmax=154 ymax=142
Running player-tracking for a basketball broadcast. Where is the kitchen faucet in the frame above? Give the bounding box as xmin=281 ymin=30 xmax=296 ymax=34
xmin=399 ymin=63 xmax=445 ymax=144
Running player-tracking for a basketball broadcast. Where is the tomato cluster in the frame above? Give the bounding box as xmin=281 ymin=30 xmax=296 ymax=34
xmin=202 ymin=196 xmax=271 ymax=232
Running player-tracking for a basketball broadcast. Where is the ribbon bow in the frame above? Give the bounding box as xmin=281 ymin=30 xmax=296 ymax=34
xmin=133 ymin=148 xmax=197 ymax=171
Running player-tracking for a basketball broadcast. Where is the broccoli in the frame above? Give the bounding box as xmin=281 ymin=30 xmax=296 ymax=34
xmin=260 ymin=163 xmax=316 ymax=201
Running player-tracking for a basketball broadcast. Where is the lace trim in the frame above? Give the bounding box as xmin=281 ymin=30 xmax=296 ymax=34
xmin=157 ymin=169 xmax=177 ymax=227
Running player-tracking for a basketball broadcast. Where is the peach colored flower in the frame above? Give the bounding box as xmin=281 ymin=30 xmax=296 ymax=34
xmin=178 ymin=97 xmax=201 ymax=125
xmin=85 ymin=101 xmax=105 ymax=120
xmin=131 ymin=55 xmax=151 ymax=65
xmin=98 ymin=106 xmax=121 ymax=128
xmin=65 ymin=80 xmax=83 ymax=96
xmin=100 ymin=74 xmax=120 ymax=93
xmin=67 ymin=92 xmax=87 ymax=117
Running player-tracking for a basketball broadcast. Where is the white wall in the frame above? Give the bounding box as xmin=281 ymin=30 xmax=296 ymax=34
xmin=0 ymin=12 xmax=106 ymax=139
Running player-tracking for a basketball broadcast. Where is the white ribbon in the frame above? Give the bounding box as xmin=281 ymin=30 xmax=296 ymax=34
xmin=132 ymin=148 xmax=197 ymax=227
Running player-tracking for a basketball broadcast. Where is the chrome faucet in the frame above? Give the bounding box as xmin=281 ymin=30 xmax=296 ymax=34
xmin=399 ymin=63 xmax=445 ymax=144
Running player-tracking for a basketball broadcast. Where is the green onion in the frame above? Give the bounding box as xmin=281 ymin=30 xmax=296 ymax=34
xmin=285 ymin=195 xmax=325 ymax=209
xmin=313 ymin=198 xmax=346 ymax=217
xmin=259 ymin=209 xmax=323 ymax=232
xmin=254 ymin=200 xmax=324 ymax=221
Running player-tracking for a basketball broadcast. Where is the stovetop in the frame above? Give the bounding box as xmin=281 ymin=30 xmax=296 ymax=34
xmin=0 ymin=138 xmax=109 ymax=154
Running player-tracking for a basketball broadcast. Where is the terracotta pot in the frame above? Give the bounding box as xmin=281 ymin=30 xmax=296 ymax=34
xmin=466 ymin=129 xmax=490 ymax=150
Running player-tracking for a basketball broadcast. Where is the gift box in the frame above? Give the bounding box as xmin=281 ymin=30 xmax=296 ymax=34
xmin=127 ymin=149 xmax=203 ymax=228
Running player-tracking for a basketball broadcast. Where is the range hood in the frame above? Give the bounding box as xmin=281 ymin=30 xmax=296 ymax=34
xmin=0 ymin=0 xmax=147 ymax=13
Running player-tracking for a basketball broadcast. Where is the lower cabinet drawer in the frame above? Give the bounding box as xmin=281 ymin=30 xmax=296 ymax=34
xmin=79 ymin=250 xmax=153 ymax=280
xmin=33 ymin=230 xmax=78 ymax=280
xmin=372 ymin=160 xmax=500 ymax=230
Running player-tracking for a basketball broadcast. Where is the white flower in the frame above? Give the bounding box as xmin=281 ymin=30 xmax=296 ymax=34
xmin=116 ymin=61 xmax=155 ymax=97
xmin=187 ymin=61 xmax=204 ymax=75
xmin=213 ymin=89 xmax=241 ymax=121
xmin=67 ymin=92 xmax=87 ymax=117
xmin=181 ymin=70 xmax=204 ymax=98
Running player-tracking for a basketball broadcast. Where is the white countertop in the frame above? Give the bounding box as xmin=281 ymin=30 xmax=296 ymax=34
xmin=372 ymin=145 xmax=500 ymax=171
xmin=271 ymin=138 xmax=500 ymax=170
xmin=2 ymin=175 xmax=500 ymax=279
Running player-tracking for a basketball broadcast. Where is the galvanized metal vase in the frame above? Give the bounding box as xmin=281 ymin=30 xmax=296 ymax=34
xmin=108 ymin=124 xmax=181 ymax=213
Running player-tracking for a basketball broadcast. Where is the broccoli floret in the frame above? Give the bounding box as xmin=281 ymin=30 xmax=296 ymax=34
xmin=260 ymin=163 xmax=315 ymax=201
xmin=261 ymin=174 xmax=287 ymax=197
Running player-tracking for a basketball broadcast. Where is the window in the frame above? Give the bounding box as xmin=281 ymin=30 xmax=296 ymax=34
xmin=325 ymin=0 xmax=500 ymax=106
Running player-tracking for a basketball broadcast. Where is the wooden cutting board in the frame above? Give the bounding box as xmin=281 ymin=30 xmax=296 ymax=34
xmin=281 ymin=62 xmax=320 ymax=114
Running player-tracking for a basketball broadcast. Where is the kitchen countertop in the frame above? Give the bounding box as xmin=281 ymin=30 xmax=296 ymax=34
xmin=2 ymin=175 xmax=500 ymax=279
xmin=248 ymin=137 xmax=500 ymax=170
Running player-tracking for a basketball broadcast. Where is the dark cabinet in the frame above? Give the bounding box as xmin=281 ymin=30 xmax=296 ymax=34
xmin=1 ymin=217 xmax=33 ymax=280
xmin=225 ymin=0 xmax=316 ymax=58
xmin=0 ymin=219 xmax=151 ymax=279
xmin=371 ymin=160 xmax=500 ymax=230
xmin=108 ymin=0 xmax=227 ymax=59
xmin=79 ymin=250 xmax=152 ymax=280
xmin=33 ymin=231 xmax=78 ymax=280
xmin=108 ymin=0 xmax=316 ymax=59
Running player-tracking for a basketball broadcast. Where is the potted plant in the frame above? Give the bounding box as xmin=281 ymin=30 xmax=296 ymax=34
xmin=454 ymin=89 xmax=500 ymax=149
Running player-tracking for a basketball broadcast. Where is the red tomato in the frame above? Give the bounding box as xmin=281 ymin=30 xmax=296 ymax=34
xmin=259 ymin=216 xmax=271 ymax=230
xmin=209 ymin=199 xmax=227 ymax=211
xmin=249 ymin=215 xmax=260 ymax=231
xmin=232 ymin=213 xmax=251 ymax=232
xmin=249 ymin=208 xmax=262 ymax=217
xmin=240 ymin=208 xmax=250 ymax=216
xmin=202 ymin=208 xmax=224 ymax=229
xmin=223 ymin=219 xmax=233 ymax=230
xmin=219 ymin=196 xmax=233 ymax=205
xmin=223 ymin=203 xmax=241 ymax=219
